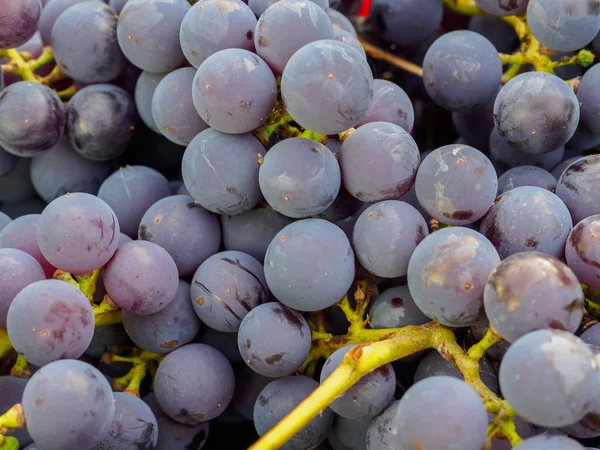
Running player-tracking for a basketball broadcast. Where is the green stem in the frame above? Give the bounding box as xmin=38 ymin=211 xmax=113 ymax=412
xmin=467 ymin=325 xmax=502 ymax=360
xmin=28 ymin=46 xmax=54 ymax=71
xmin=4 ymin=49 xmax=36 ymax=82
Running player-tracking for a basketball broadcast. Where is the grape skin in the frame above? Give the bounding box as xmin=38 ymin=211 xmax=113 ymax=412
xmin=0 ymin=212 xmax=10 ymax=232
xmin=565 ymin=215 xmax=600 ymax=288
xmin=513 ymin=435 xmax=587 ymax=449
xmin=475 ymin=0 xmax=527 ymax=15
xmin=468 ymin=16 xmax=519 ymax=53
xmin=134 ymin=71 xmax=168 ymax=133
xmin=51 ymin=2 xmax=126 ymax=84
xmin=567 ymin=120 xmax=600 ymax=151
xmin=281 ymin=40 xmax=374 ymax=135
xmin=154 ymin=343 xmax=235 ymax=424
xmin=577 ymin=63 xmax=600 ymax=134
xmin=358 ymin=79 xmax=414 ymax=133
xmin=0 ymin=148 xmax=18 ymax=177
xmin=196 ymin=325 xmax=244 ymax=365
xmin=365 ymin=400 xmax=399 ymax=450
xmin=22 ymin=360 xmax=115 ymax=450
xmin=37 ymin=0 xmax=84 ymax=44
xmin=328 ymin=414 xmax=371 ymax=450
xmin=555 ymin=155 xmax=600 ymax=223
xmin=327 ymin=8 xmax=357 ymax=36
xmin=452 ymin=99 xmax=495 ymax=151
xmin=259 ymin=138 xmax=341 ymax=218
xmin=333 ymin=28 xmax=366 ymax=58
xmin=371 ymin=0 xmax=443 ymax=46
xmin=0 ymin=0 xmax=42 ymax=49
xmin=180 ymin=0 xmax=257 ymax=68
xmin=368 ymin=285 xmax=430 ymax=329
xmin=0 ymin=377 xmax=32 ymax=447
xmin=238 ymin=302 xmax=311 ymax=377
xmin=231 ymin=366 xmax=271 ymax=420
xmin=109 ymin=0 xmax=129 ymax=13
xmin=497 ymin=166 xmax=557 ymax=193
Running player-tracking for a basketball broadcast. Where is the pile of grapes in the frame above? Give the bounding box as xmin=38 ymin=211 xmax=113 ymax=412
xmin=2 ymin=0 xmax=600 ymax=449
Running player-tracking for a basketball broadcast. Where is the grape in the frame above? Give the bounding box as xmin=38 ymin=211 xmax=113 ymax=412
xmin=321 ymin=345 xmax=395 ymax=419
xmin=339 ymin=122 xmax=420 ymax=202
xmin=0 ymin=82 xmax=64 ymax=157
xmin=471 ymin=321 xmax=511 ymax=360
xmin=513 ymin=435 xmax=587 ymax=449
xmin=0 ymin=248 xmax=46 ymax=328
xmin=498 ymin=165 xmax=557 ymax=193
xmin=151 ymin=67 xmax=209 ymax=146
xmin=254 ymin=376 xmax=335 ymax=449
xmin=177 ymin=184 xmax=189 ymax=195
xmin=328 ymin=414 xmax=370 ymax=450
xmin=231 ymin=366 xmax=272 ymax=420
xmin=468 ymin=16 xmax=519 ymax=53
xmin=423 ymin=31 xmax=502 ymax=112
xmin=353 ymin=201 xmax=428 ymax=278
xmin=191 ymin=250 xmax=269 ymax=332
xmin=0 ymin=212 xmax=10 ymax=231
xmin=180 ymin=0 xmax=257 ymax=68
xmin=327 ymin=8 xmax=356 ymax=35
xmin=238 ymin=302 xmax=311 ymax=377
xmin=85 ymin=323 xmax=132 ymax=359
xmin=93 ymin=392 xmax=158 ymax=450
xmin=368 ymin=285 xmax=430 ymax=329
xmin=281 ymin=40 xmax=374 ymax=135
xmin=567 ymin=121 xmax=600 ymax=151
xmin=51 ymin=2 xmax=125 ymax=84
xmin=0 ymin=0 xmax=42 ymax=49
xmin=38 ymin=0 xmax=85 ymax=44
xmin=36 ymin=192 xmax=120 ymax=273
xmin=357 ymin=79 xmax=414 ymax=133
xmin=555 ymin=155 xmax=600 ymax=223
xmin=0 ymin=377 xmax=32 ymax=447
xmin=98 ymin=165 xmax=171 ymax=236
xmin=254 ymin=0 xmax=334 ymax=74
xmin=181 ymin=128 xmax=263 ymax=215
xmin=103 ymin=240 xmax=179 ymax=315
xmin=7 ymin=279 xmax=94 ymax=365
xmin=144 ymin=392 xmax=210 ymax=450
xmin=493 ymin=72 xmax=579 ymax=154
xmin=490 ymin=128 xmax=566 ymax=173
xmin=196 ymin=325 xmax=244 ymax=365
xmin=0 ymin=148 xmax=18 ymax=176
xmin=395 ymin=376 xmax=488 ymax=450
xmin=318 ymin=185 xmax=364 ymax=221
xmin=475 ymin=0 xmax=527 ymax=15
xmin=566 ymin=215 xmax=600 ymax=288
xmin=220 ymin=203 xmax=294 ymax=262
xmin=65 ymin=84 xmax=136 ymax=161
xmin=580 ymin=64 xmax=600 ymax=134
xmin=30 ymin=137 xmax=112 ymax=203
xmin=122 ymin=279 xmax=201 ymax=353
xmin=154 ymin=343 xmax=235 ymax=423
xmin=527 ymin=0 xmax=600 ymax=52
xmin=407 ymin=227 xmax=500 ymax=327
xmin=0 ymin=198 xmax=47 ymax=219
xmin=333 ymin=28 xmax=366 ymax=58
xmin=371 ymin=0 xmax=443 ymax=46
xmin=192 ymin=49 xmax=277 ymax=134
xmin=247 ymin=0 xmax=277 ymax=16
xmin=22 ymin=360 xmax=115 ymax=450
xmin=264 ymin=219 xmax=355 ymax=311
xmin=259 ymin=138 xmax=341 ymax=218
xmin=117 ymin=0 xmax=190 ymax=73
xmin=499 ymin=329 xmax=598 ymax=427
xmin=0 ymin=214 xmax=54 ymax=276
xmin=134 ymin=71 xmax=167 ymax=133
xmin=415 ymin=144 xmax=498 ymax=225
xmin=365 ymin=400 xmax=399 ymax=450
xmin=138 ymin=194 xmax=220 ymax=276
xmin=110 ymin=0 xmax=129 ymax=13
xmin=452 ymin=99 xmax=495 ymax=151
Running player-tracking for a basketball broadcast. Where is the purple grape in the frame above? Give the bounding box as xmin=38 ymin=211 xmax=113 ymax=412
xmin=191 ymin=250 xmax=269 ymax=332
xmin=238 ymin=302 xmax=311 ymax=377
xmin=247 ymin=0 xmax=277 ymax=16
xmin=231 ymin=366 xmax=271 ymax=420
xmin=328 ymin=8 xmax=356 ymax=35
xmin=556 ymin=155 xmax=600 ymax=223
xmin=357 ymin=79 xmax=414 ymax=133
xmin=180 ymin=0 xmax=257 ymax=68
xmin=0 ymin=0 xmax=42 ymax=49
xmin=368 ymin=285 xmax=430 ymax=329
xmin=0 ymin=214 xmax=54 ymax=276
xmin=0 ymin=248 xmax=46 ymax=328
xmin=255 ymin=0 xmax=333 ymax=74
xmin=328 ymin=414 xmax=371 ymax=450
xmin=138 ymin=194 xmax=221 ymax=277
xmin=65 ymin=84 xmax=136 ymax=161
xmin=0 ymin=376 xmax=32 ymax=447
xmin=154 ymin=343 xmax=235 ymax=424
xmin=36 ymin=192 xmax=120 ymax=274
xmin=254 ymin=376 xmax=335 ymax=449
xmin=181 ymin=129 xmax=263 ymax=215
xmin=321 ymin=345 xmax=395 ymax=419
xmin=353 ymin=201 xmax=428 ymax=278
xmin=494 ymin=72 xmax=579 ymax=154
xmin=498 ymin=165 xmax=557 ymax=193
xmin=51 ymin=2 xmax=125 ymax=84
xmin=333 ymin=28 xmax=366 ymax=58
xmin=98 ymin=165 xmax=171 ymax=236
xmin=371 ymin=0 xmax=442 ymax=46
xmin=110 ymin=0 xmax=129 ymax=13
xmin=103 ymin=240 xmax=178 ymax=315
xmin=37 ymin=0 xmax=85 ymax=44
xmin=93 ymin=392 xmax=158 ymax=450
xmin=117 ymin=0 xmax=190 ymax=73
xmin=468 ymin=16 xmax=519 ymax=53
xmin=259 ymin=138 xmax=341 ymax=218
xmin=134 ymin=71 xmax=167 ymax=133
xmin=339 ymin=122 xmax=420 ymax=202
xmin=0 ymin=212 xmax=10 ymax=231
xmin=415 ymin=144 xmax=498 ymax=225
xmin=395 ymin=376 xmax=488 ymax=450
xmin=0 ymin=148 xmax=18 ymax=176
xmin=552 ymin=158 xmax=585 ymax=186
xmin=144 ymin=392 xmax=210 ymax=450
xmin=566 ymin=215 xmax=600 ymax=288
xmin=192 ymin=49 xmax=277 ymax=134
xmin=499 ymin=329 xmax=598 ymax=427
xmin=407 ymin=227 xmax=500 ymax=327
xmin=513 ymin=435 xmax=587 ymax=449
xmin=85 ymin=323 xmax=132 ymax=359
xmin=480 ymin=186 xmax=573 ymax=259
xmin=0 ymin=82 xmax=64 ymax=157
xmin=475 ymin=0 xmax=527 ymax=15
xmin=566 ymin=120 xmax=600 ymax=151
xmin=264 ymin=219 xmax=355 ymax=311
xmin=365 ymin=400 xmax=399 ymax=450
xmin=577 ymin=64 xmax=600 ymax=134
xmin=452 ymin=98 xmax=495 ymax=151
xmin=22 ymin=360 xmax=115 ymax=450
xmin=220 ymin=203 xmax=293 ymax=262
xmin=122 ymin=279 xmax=201 ymax=353
xmin=281 ymin=40 xmax=373 ymax=135
xmin=196 ymin=325 xmax=244 ymax=365
xmin=317 ymin=185 xmax=364 ymax=221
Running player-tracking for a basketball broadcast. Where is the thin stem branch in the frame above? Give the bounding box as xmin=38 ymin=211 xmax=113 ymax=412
xmin=357 ymin=37 xmax=423 ymax=78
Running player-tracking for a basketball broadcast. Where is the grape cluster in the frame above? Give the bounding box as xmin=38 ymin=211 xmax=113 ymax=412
xmin=2 ymin=0 xmax=600 ymax=450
